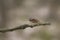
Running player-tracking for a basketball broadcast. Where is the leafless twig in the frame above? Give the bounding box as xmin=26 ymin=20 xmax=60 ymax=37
xmin=0 ymin=23 xmax=50 ymax=33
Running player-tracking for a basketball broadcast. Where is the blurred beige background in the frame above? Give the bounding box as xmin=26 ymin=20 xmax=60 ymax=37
xmin=0 ymin=0 xmax=60 ymax=40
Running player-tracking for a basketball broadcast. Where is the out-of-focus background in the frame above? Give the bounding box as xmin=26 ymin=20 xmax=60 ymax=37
xmin=0 ymin=0 xmax=60 ymax=40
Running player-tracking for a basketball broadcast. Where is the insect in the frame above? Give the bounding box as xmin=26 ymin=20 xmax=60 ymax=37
xmin=29 ymin=18 xmax=39 ymax=23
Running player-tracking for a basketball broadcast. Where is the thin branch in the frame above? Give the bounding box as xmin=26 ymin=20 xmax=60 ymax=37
xmin=0 ymin=23 xmax=50 ymax=33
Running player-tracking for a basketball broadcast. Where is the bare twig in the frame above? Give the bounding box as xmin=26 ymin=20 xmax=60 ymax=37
xmin=0 ymin=23 xmax=50 ymax=33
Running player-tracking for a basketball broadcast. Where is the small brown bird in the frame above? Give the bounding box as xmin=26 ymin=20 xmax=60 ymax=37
xmin=29 ymin=18 xmax=39 ymax=23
